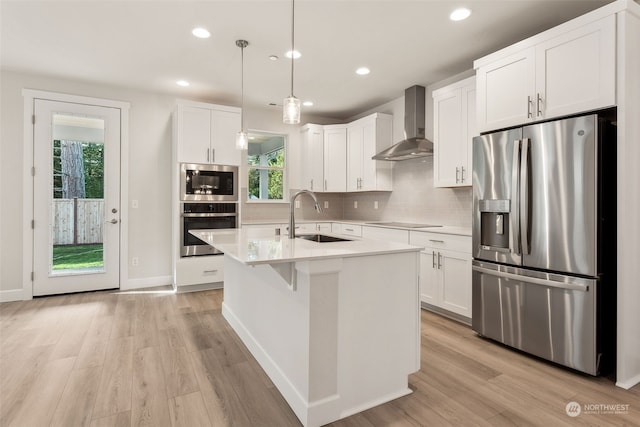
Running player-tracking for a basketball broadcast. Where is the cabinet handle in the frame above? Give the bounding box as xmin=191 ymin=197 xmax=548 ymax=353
xmin=428 ymin=239 xmax=444 ymax=243
xmin=203 ymin=269 xmax=219 ymax=274
xmin=437 ymin=253 xmax=442 ymax=269
xmin=432 ymin=252 xmax=437 ymax=269
xmin=324 ymin=179 xmax=327 ymax=191
xmin=310 ymin=179 xmax=313 ymax=190
xmin=211 ymin=148 xmax=215 ymax=163
xmin=536 ymin=93 xmax=543 ymax=117
xmin=207 ymin=148 xmax=210 ymax=163
xmin=456 ymin=167 xmax=460 ymax=184
xmin=461 ymin=166 xmax=466 ymax=183
xmin=527 ymin=96 xmax=533 ymax=119
xmin=345 ymin=228 xmax=354 ymax=232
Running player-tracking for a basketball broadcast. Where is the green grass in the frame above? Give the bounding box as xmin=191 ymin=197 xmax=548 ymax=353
xmin=52 ymin=244 xmax=104 ymax=270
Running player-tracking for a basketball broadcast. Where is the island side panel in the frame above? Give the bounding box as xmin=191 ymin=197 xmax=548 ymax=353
xmin=221 ymin=251 xmax=420 ymax=427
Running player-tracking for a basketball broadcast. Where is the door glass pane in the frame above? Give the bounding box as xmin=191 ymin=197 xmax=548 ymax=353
xmin=51 ymin=114 xmax=105 ymax=274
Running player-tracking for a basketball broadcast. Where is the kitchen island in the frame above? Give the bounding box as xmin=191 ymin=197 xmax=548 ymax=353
xmin=190 ymin=228 xmax=421 ymax=427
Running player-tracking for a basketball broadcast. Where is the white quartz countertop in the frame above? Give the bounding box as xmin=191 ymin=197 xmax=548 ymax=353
xmin=190 ymin=228 xmax=422 ymax=266
xmin=241 ymin=219 xmax=471 ymax=236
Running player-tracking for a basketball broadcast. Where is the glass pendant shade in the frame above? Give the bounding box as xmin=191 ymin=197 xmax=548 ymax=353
xmin=283 ymin=95 xmax=301 ymax=124
xmin=236 ymin=130 xmax=248 ymax=150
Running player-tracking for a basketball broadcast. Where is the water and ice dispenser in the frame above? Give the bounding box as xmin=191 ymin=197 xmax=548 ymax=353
xmin=479 ymin=199 xmax=511 ymax=251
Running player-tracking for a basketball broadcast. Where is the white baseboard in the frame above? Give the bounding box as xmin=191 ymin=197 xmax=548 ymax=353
xmin=121 ymin=275 xmax=173 ymax=291
xmin=0 ymin=288 xmax=28 ymax=303
xmin=616 ymin=373 xmax=640 ymax=390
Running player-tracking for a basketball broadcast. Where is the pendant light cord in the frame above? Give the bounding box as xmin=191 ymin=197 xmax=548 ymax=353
xmin=290 ymin=0 xmax=295 ymax=97
xmin=241 ymin=43 xmax=245 ymax=131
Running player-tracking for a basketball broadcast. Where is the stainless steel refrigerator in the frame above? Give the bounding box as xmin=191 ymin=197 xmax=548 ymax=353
xmin=471 ymin=111 xmax=616 ymax=376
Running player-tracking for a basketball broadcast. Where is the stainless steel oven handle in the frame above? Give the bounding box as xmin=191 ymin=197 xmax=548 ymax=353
xmin=510 ymin=140 xmax=521 ymax=255
xmin=181 ymin=213 xmax=237 ymax=218
xmin=472 ymin=265 xmax=588 ymax=292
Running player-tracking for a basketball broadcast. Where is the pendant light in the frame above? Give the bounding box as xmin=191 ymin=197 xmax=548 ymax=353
xmin=236 ymin=39 xmax=249 ymax=150
xmin=283 ymin=0 xmax=300 ymax=124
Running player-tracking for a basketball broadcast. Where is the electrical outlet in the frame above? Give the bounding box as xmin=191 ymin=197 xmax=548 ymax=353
xmin=374 ymin=201 xmax=379 ymax=209
xmin=354 ymin=201 xmax=358 ymax=209
xmin=324 ymin=201 xmax=329 ymax=209
xmin=295 ymin=200 xmax=300 ymax=209
xmin=132 ymin=199 xmax=139 ymax=209
xmin=132 ymin=257 xmax=139 ymax=266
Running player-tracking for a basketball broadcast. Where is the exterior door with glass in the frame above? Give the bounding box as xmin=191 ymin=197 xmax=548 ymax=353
xmin=32 ymin=99 xmax=121 ymax=296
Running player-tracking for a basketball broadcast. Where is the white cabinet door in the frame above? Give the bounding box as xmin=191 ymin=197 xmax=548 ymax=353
xmin=535 ymin=15 xmax=615 ymax=120
xmin=476 ymin=47 xmax=536 ymax=133
xmin=178 ymin=106 xmax=211 ymax=163
xmin=418 ymin=249 xmax=439 ymax=307
xmin=433 ymin=76 xmax=476 ymax=188
xmin=362 ymin=226 xmax=409 ymax=244
xmin=211 ymin=109 xmax=241 ymax=166
xmin=439 ymin=249 xmax=472 ymax=318
xmin=317 ymin=223 xmax=332 ymax=233
xmin=323 ymin=126 xmax=347 ymax=192
xmin=347 ymin=124 xmax=363 ymax=191
xmin=301 ymin=124 xmax=324 ymax=191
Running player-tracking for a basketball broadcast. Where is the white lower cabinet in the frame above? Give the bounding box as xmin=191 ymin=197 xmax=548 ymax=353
xmin=410 ymin=231 xmax=472 ymax=320
xmin=175 ymin=255 xmax=224 ymax=287
xmin=362 ymin=226 xmax=409 ymax=244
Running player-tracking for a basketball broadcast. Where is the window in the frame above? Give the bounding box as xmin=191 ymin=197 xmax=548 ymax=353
xmin=247 ymin=131 xmax=286 ymax=201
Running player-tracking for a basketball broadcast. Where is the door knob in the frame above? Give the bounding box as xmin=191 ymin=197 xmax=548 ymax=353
xmin=112 ymin=208 xmax=118 ymax=214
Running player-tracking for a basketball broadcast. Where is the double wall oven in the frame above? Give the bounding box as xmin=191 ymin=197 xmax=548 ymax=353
xmin=180 ymin=163 xmax=238 ymax=257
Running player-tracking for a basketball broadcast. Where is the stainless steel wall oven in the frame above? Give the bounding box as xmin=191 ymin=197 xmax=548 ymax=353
xmin=181 ymin=202 xmax=237 ymax=257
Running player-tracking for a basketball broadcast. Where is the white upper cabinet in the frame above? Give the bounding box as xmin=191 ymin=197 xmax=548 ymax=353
xmin=323 ymin=125 xmax=347 ymax=192
xmin=433 ymin=76 xmax=476 ymax=187
xmin=300 ymin=124 xmax=324 ymax=191
xmin=175 ymin=101 xmax=241 ymax=165
xmin=347 ymin=113 xmax=393 ymax=192
xmin=475 ymin=15 xmax=615 ymax=133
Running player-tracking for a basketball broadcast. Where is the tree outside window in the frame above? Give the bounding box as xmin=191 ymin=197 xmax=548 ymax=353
xmin=247 ymin=132 xmax=286 ymax=201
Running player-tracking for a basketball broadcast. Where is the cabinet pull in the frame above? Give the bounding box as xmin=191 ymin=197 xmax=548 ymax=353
xmin=429 ymin=239 xmax=444 ymax=243
xmin=211 ymin=148 xmax=215 ymax=163
xmin=310 ymin=179 xmax=313 ymax=190
xmin=527 ymin=96 xmax=533 ymax=119
xmin=456 ymin=167 xmax=460 ymax=184
xmin=461 ymin=166 xmax=466 ymax=183
xmin=432 ymin=252 xmax=437 ymax=269
xmin=437 ymin=253 xmax=442 ymax=269
xmin=324 ymin=179 xmax=327 ymax=191
xmin=203 ymin=269 xmax=219 ymax=274
xmin=345 ymin=228 xmax=354 ymax=232
xmin=536 ymin=93 xmax=543 ymax=117
xmin=207 ymin=148 xmax=210 ymax=163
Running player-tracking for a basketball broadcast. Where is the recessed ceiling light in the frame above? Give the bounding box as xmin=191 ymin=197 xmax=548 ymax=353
xmin=285 ymin=50 xmax=301 ymax=59
xmin=356 ymin=67 xmax=370 ymax=76
xmin=269 ymin=55 xmax=279 ymax=61
xmin=176 ymin=80 xmax=190 ymax=87
xmin=450 ymin=8 xmax=471 ymax=21
xmin=192 ymin=27 xmax=211 ymax=38
xmin=303 ymin=101 xmax=314 ymax=107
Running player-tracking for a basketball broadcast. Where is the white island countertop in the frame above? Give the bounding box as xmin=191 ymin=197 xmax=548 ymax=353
xmin=190 ymin=228 xmax=422 ymax=266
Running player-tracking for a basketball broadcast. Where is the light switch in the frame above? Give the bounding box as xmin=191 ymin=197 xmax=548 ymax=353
xmin=374 ymin=201 xmax=379 ymax=209
xmin=132 ymin=199 xmax=139 ymax=209
xmin=324 ymin=201 xmax=329 ymax=209
xmin=354 ymin=201 xmax=358 ymax=209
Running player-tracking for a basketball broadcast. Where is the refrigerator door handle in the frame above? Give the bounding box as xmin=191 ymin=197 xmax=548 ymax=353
xmin=520 ymin=138 xmax=530 ymax=255
xmin=510 ymin=140 xmax=521 ymax=255
xmin=472 ymin=265 xmax=589 ymax=292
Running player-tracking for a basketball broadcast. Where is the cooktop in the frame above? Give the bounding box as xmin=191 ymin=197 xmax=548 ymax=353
xmin=366 ymin=222 xmax=442 ymax=228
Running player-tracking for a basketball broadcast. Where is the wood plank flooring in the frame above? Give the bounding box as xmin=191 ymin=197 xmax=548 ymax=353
xmin=1 ymin=288 xmax=639 ymax=426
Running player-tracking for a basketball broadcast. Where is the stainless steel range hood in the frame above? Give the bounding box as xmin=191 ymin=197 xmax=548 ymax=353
xmin=372 ymin=85 xmax=433 ymax=161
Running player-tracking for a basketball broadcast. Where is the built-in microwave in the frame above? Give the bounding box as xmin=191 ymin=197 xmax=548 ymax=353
xmin=180 ymin=163 xmax=238 ymax=201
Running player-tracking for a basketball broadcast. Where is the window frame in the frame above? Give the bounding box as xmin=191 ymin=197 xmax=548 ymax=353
xmin=246 ymin=130 xmax=288 ymax=203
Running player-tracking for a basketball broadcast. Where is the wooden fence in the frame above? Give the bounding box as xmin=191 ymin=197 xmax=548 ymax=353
xmin=52 ymin=198 xmax=104 ymax=245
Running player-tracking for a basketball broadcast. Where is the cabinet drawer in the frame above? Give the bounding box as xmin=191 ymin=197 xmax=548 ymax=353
xmin=334 ymin=223 xmax=362 ymax=237
xmin=176 ymin=255 xmax=224 ymax=286
xmin=410 ymin=231 xmax=470 ymax=253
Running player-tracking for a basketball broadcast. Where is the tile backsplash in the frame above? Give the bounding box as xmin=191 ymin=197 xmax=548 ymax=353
xmin=241 ymin=157 xmax=472 ymax=227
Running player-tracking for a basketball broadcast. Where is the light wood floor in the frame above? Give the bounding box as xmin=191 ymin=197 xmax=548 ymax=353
xmin=1 ymin=288 xmax=639 ymax=427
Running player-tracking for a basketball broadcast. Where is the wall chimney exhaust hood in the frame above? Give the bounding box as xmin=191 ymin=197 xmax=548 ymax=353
xmin=372 ymin=85 xmax=433 ymax=161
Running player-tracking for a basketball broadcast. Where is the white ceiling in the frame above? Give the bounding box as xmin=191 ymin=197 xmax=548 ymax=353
xmin=1 ymin=0 xmax=612 ymax=120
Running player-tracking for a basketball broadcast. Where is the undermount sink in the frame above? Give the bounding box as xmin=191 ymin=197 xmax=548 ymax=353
xmin=297 ymin=234 xmax=352 ymax=243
